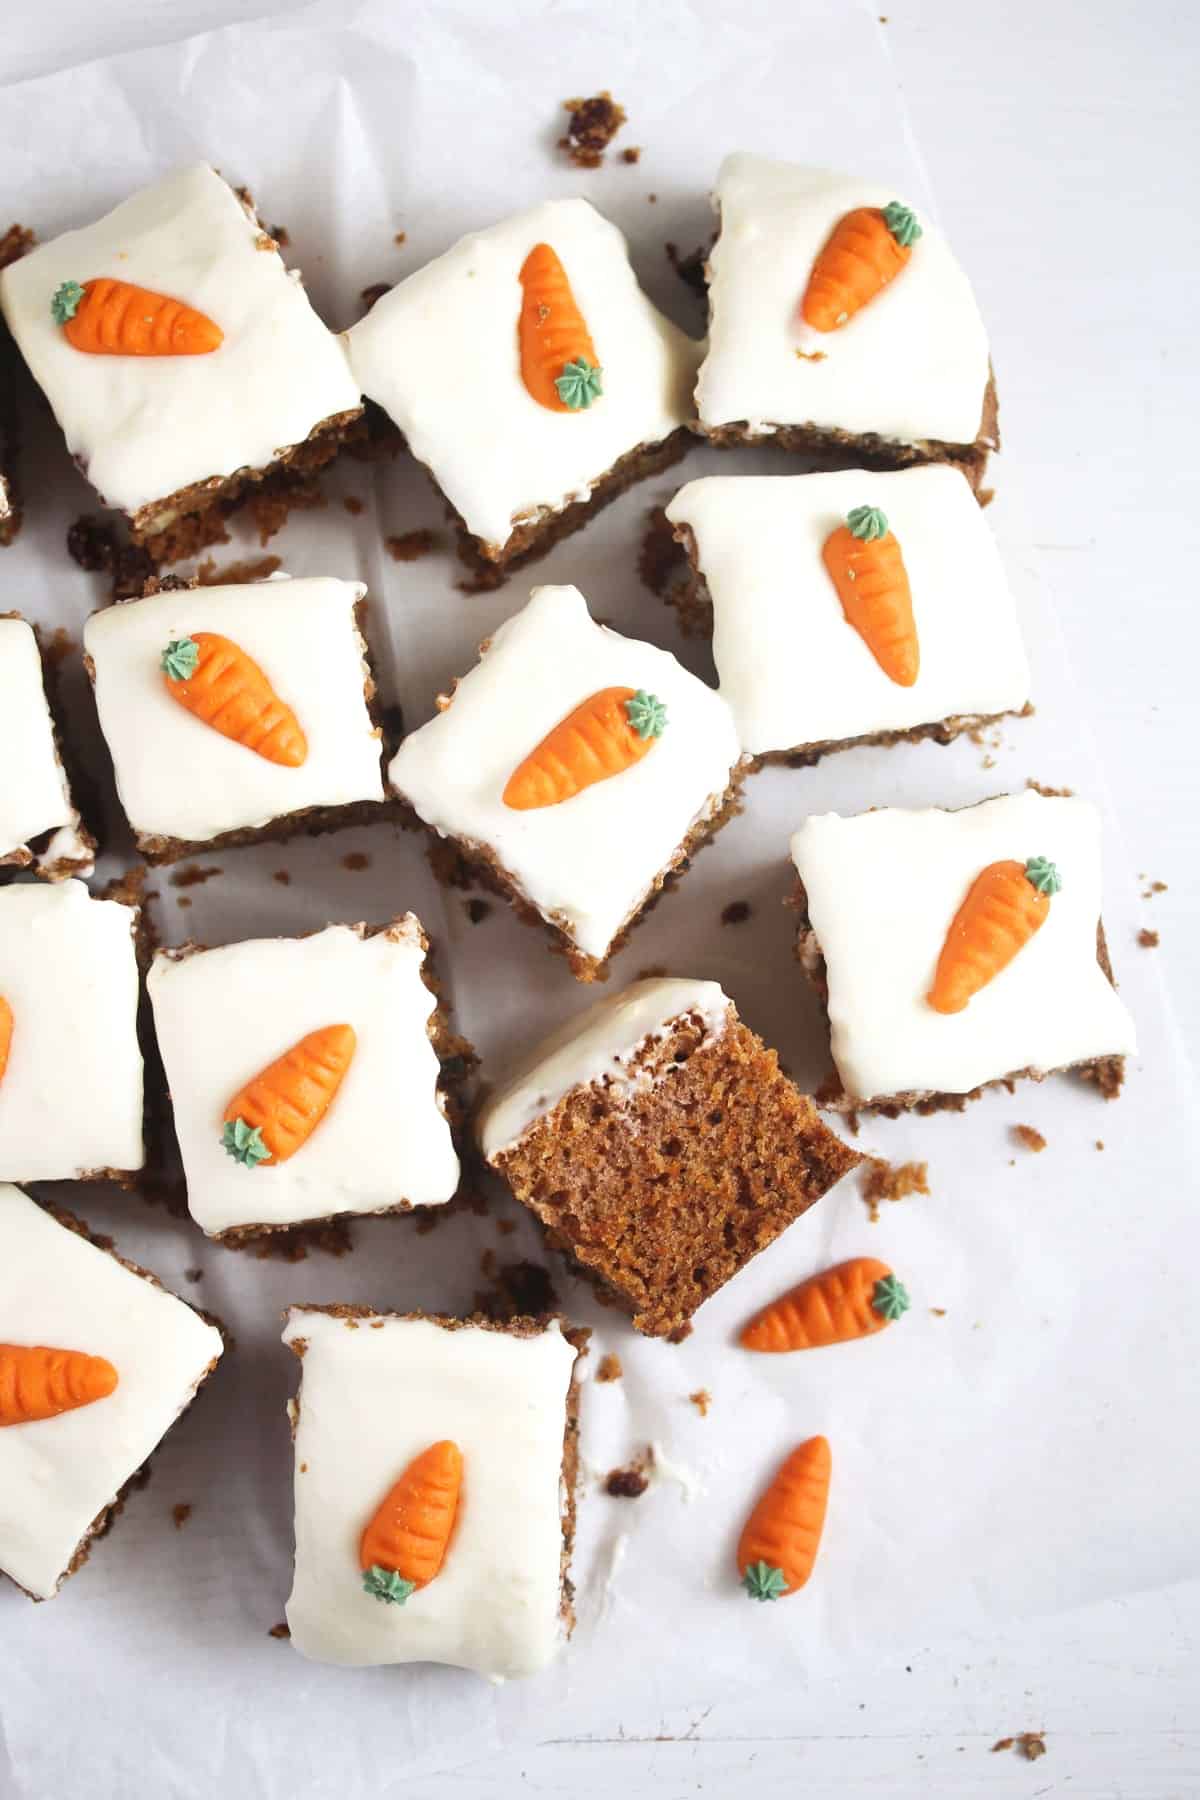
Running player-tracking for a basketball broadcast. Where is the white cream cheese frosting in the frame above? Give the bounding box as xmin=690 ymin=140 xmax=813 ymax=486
xmin=0 ymin=617 xmax=88 ymax=868
xmin=789 ymin=792 xmax=1138 ymax=1102
xmin=84 ymin=574 xmax=385 ymax=846
xmin=478 ymin=976 xmax=733 ymax=1159
xmin=387 ymin=585 xmax=742 ymax=963
xmin=0 ymin=164 xmax=361 ymax=517
xmin=284 ymin=1311 xmax=579 ymax=1678
xmin=0 ymin=882 xmax=144 ymax=1180
xmin=148 ymin=917 xmax=459 ymax=1237
xmin=665 ymin=465 xmax=1030 ymax=756
xmin=0 ymin=1185 xmax=224 ymax=1599
xmin=345 ymin=197 xmax=699 ymax=551
xmin=695 ymin=154 xmax=990 ymax=446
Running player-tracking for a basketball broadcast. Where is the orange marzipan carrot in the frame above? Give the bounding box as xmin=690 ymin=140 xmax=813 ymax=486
xmin=0 ymin=1343 xmax=119 ymax=1427
xmin=928 ymin=856 xmax=1061 ymax=1015
xmin=0 ymin=995 xmax=11 ymax=1087
xmin=221 ymin=1024 xmax=357 ymax=1167
xmin=822 ymin=505 xmax=919 ymax=687
xmin=161 ymin=633 xmax=308 ymax=767
xmin=503 ymin=685 xmax=667 ymax=810
xmin=360 ymin=1440 xmax=463 ymax=1603
xmin=800 ymin=202 xmax=921 ymax=333
xmin=518 ymin=243 xmax=602 ymax=412
xmin=738 ymin=1436 xmax=832 ymax=1600
xmin=740 ymin=1258 xmax=910 ymax=1353
xmin=51 ymin=278 xmax=223 ymax=356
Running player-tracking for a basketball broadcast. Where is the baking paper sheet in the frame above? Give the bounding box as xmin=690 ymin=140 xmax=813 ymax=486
xmin=0 ymin=1 xmax=1195 ymax=1792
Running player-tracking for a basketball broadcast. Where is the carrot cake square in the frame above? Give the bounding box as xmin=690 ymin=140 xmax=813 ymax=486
xmin=147 ymin=915 xmax=463 ymax=1240
xmin=389 ymin=584 xmax=743 ymax=979
xmin=789 ymin=791 xmax=1138 ymax=1111
xmin=0 ymin=165 xmax=362 ymax=553
xmin=0 ymin=881 xmax=144 ymax=1182
xmin=83 ymin=574 xmax=387 ymax=863
xmin=695 ymin=155 xmax=995 ymax=486
xmin=283 ymin=1308 xmax=584 ymax=1678
xmin=663 ymin=465 xmax=1030 ymax=761
xmin=479 ymin=977 xmax=861 ymax=1338
xmin=345 ymin=198 xmax=699 ymax=575
xmin=0 ymin=1185 xmax=224 ymax=1600
xmin=0 ymin=615 xmax=95 ymax=879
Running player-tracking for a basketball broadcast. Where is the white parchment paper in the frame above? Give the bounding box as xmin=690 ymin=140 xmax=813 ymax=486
xmin=0 ymin=2 xmax=1195 ymax=1793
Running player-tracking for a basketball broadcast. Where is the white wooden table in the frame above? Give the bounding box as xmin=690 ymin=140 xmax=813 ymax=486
xmin=2 ymin=1 xmax=1195 ymax=1792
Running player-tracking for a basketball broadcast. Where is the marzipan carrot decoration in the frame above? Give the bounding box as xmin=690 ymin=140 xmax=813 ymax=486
xmin=161 ymin=634 xmax=308 ymax=767
xmin=360 ymin=1439 xmax=464 ymax=1604
xmin=928 ymin=856 xmax=1061 ymax=1015
xmin=518 ymin=243 xmax=603 ymax=412
xmin=0 ymin=1343 xmax=119 ymax=1427
xmin=738 ymin=1436 xmax=832 ymax=1601
xmin=503 ymin=686 xmax=667 ymax=810
xmin=0 ymin=995 xmax=11 ymax=1087
xmin=740 ymin=1258 xmax=910 ymax=1353
xmin=822 ymin=504 xmax=919 ymax=687
xmin=800 ymin=201 xmax=922 ymax=333
xmin=221 ymin=1024 xmax=357 ymax=1167
xmin=51 ymin=278 xmax=223 ymax=356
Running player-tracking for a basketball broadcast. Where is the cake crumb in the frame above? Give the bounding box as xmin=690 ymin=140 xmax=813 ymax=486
xmin=394 ymin=231 xmax=407 ymax=246
xmin=1095 ymin=1139 xmax=1105 ymax=1151
xmin=667 ymin=1321 xmax=694 ymax=1345
xmin=169 ymin=863 xmax=222 ymax=889
xmin=254 ymin=231 xmax=278 ymax=253
xmin=185 ymin=1267 xmax=203 ymax=1283
xmin=249 ymin=482 xmax=325 ymax=548
xmin=1012 ymin=1124 xmax=1047 ymax=1153
xmin=721 ymin=900 xmax=752 ymax=926
xmin=1026 ymin=778 xmax=1074 ymax=799
xmin=227 ymin=1220 xmax=354 ymax=1263
xmin=558 ymin=91 xmax=627 ymax=167
xmin=177 ymin=896 xmax=192 ymax=909
xmin=495 ymin=1216 xmax=517 ymax=1236
xmin=195 ymin=553 xmax=281 ymax=586
xmin=688 ymin=1388 xmax=712 ymax=1417
xmin=860 ymin=1157 xmax=929 ymax=1221
xmin=1141 ymin=878 xmax=1167 ymax=898
xmin=605 ymin=1465 xmax=650 ymax=1499
xmin=272 ymin=869 xmax=291 ymax=886
xmin=621 ymin=146 xmax=641 ymax=164
xmin=647 ymin=193 xmax=657 ymax=204
xmin=1138 ymin=927 xmax=1160 ymax=948
xmin=665 ymin=240 xmax=708 ymax=299
xmin=268 ymin=1621 xmax=291 ymax=1640
xmin=386 ymin=528 xmax=438 ymax=562
xmin=341 ymin=851 xmax=371 ymax=872
xmin=343 ymin=495 xmax=365 ymax=516
xmin=478 ymin=1259 xmax=559 ymax=1323
xmin=992 ymin=1733 xmax=1046 ymax=1762
xmin=465 ymin=897 xmax=492 ymax=924
xmin=596 ymin=1353 xmax=624 ymax=1383
xmin=930 ymin=1307 xmax=947 ymax=1317
xmin=171 ymin=1503 xmax=192 ymax=1530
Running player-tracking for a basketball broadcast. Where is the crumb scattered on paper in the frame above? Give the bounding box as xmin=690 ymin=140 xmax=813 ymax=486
xmin=169 ymin=863 xmax=222 ymax=889
xmin=272 ymin=869 xmax=291 ymax=886
xmin=341 ymin=851 xmax=370 ymax=872
xmin=558 ymin=91 xmax=627 ymax=167
xmin=185 ymin=1267 xmax=202 ymax=1283
xmin=465 ymin=898 xmax=491 ymax=924
xmin=1095 ymin=1139 xmax=1105 ymax=1151
xmin=621 ymin=146 xmax=641 ymax=164
xmin=688 ymin=1389 xmax=712 ymax=1417
xmin=596 ymin=1353 xmax=623 ymax=1383
xmin=171 ymin=1503 xmax=192 ymax=1530
xmin=1012 ymin=1124 xmax=1047 ymax=1153
xmin=1141 ymin=877 xmax=1167 ymax=899
xmin=992 ymin=1733 xmax=1047 ymax=1761
xmin=386 ymin=528 xmax=438 ymax=562
xmin=721 ymin=900 xmax=752 ymax=926
xmin=195 ymin=553 xmax=281 ymax=585
xmin=225 ymin=1220 xmax=355 ymax=1263
xmin=268 ymin=1621 xmax=291 ymax=1640
xmin=343 ymin=495 xmax=364 ymax=516
xmin=930 ymin=1307 xmax=947 ymax=1318
xmin=861 ymin=1157 xmax=929 ymax=1221
xmin=1138 ymin=927 xmax=1160 ymax=948
xmin=605 ymin=1465 xmax=650 ymax=1498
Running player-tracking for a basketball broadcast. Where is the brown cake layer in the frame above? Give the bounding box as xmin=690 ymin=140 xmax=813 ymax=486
xmin=416 ymin=768 xmax=746 ymax=982
xmin=285 ymin=1307 xmax=587 ymax=1632
xmin=487 ymin=1005 xmax=862 ymax=1338
xmin=789 ymin=874 xmax=1126 ymax=1113
xmin=0 ymin=224 xmax=34 ymax=547
xmin=8 ymin=1197 xmax=225 ymax=1602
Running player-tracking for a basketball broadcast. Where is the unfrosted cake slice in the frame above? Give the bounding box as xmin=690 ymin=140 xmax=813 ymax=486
xmin=345 ymin=198 xmax=699 ymax=576
xmin=0 ymin=614 xmax=95 ymax=879
xmin=388 ymin=584 xmax=744 ymax=979
xmin=663 ymin=465 xmax=1030 ymax=762
xmin=0 ymin=165 xmax=362 ymax=556
xmin=478 ymin=977 xmax=862 ymax=1338
xmin=0 ymin=1184 xmax=224 ymax=1600
xmin=283 ymin=1308 xmax=585 ymax=1680
xmin=83 ymin=574 xmax=387 ymax=863
xmin=148 ymin=915 xmax=466 ymax=1240
xmin=694 ymin=154 xmax=996 ymax=487
xmin=789 ymin=790 xmax=1137 ymax=1112
xmin=0 ymin=881 xmax=144 ymax=1183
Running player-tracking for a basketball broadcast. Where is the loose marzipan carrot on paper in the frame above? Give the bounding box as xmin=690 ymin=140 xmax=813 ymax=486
xmin=503 ymin=687 xmax=667 ymax=810
xmin=740 ymin=1258 xmax=910 ymax=1353
xmin=0 ymin=1343 xmax=119 ymax=1427
xmin=51 ymin=278 xmax=223 ymax=356
xmin=221 ymin=1024 xmax=357 ymax=1168
xmin=800 ymin=201 xmax=922 ymax=333
xmin=360 ymin=1440 xmax=464 ymax=1605
xmin=928 ymin=856 xmax=1061 ymax=1014
xmin=161 ymin=634 xmax=308 ymax=767
xmin=738 ymin=1436 xmax=832 ymax=1601
xmin=518 ymin=243 xmax=603 ymax=412
xmin=0 ymin=995 xmax=11 ymax=1086
xmin=822 ymin=504 xmax=919 ymax=687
